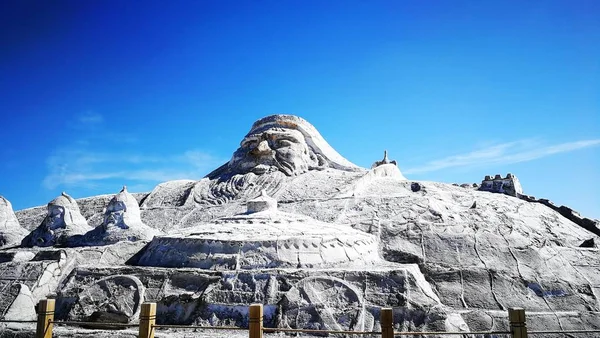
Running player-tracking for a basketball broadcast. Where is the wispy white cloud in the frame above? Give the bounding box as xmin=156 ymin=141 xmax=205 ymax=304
xmin=77 ymin=111 xmax=104 ymax=125
xmin=404 ymin=139 xmax=600 ymax=174
xmin=43 ymin=111 xmax=227 ymax=192
xmin=42 ymin=148 xmax=226 ymax=190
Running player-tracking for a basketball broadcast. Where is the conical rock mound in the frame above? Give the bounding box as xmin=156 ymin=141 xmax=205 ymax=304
xmin=0 ymin=196 xmax=28 ymax=248
xmin=21 ymin=192 xmax=91 ymax=247
xmin=82 ymin=186 xmax=161 ymax=245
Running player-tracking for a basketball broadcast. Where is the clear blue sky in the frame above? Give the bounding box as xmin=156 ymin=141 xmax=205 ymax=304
xmin=1 ymin=1 xmax=598 ymax=218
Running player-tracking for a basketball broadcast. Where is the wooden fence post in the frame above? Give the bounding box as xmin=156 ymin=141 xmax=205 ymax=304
xmin=139 ymin=302 xmax=156 ymax=338
xmin=508 ymin=307 xmax=528 ymax=338
xmin=381 ymin=308 xmax=394 ymax=338
xmin=36 ymin=299 xmax=54 ymax=338
xmin=249 ymin=303 xmax=263 ymax=338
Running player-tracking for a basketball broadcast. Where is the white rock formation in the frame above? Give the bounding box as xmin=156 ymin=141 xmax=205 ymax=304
xmin=0 ymin=284 xmax=36 ymax=329
xmin=140 ymin=180 xmax=196 ymax=209
xmin=66 ymin=275 xmax=145 ymax=325
xmin=135 ymin=192 xmax=379 ymax=269
xmin=82 ymin=186 xmax=161 ymax=245
xmin=21 ymin=192 xmax=91 ymax=247
xmin=0 ymin=249 xmax=75 ymax=327
xmin=187 ymin=114 xmax=363 ymax=205
xmin=210 ymin=114 xmax=360 ymax=178
xmin=0 ymin=196 xmax=28 ymax=248
xmin=479 ymin=173 xmax=523 ymax=197
xmin=3 ymin=114 xmax=600 ymax=336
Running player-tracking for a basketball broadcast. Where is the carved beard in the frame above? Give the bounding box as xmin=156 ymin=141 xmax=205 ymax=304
xmin=46 ymin=214 xmax=65 ymax=230
xmin=105 ymin=213 xmax=128 ymax=230
xmin=196 ymin=144 xmax=322 ymax=205
xmin=194 ymin=171 xmax=288 ymax=205
xmin=247 ymin=154 xmax=280 ymax=175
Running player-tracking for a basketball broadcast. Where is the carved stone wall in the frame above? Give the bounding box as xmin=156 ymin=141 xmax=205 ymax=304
xmin=478 ymin=173 xmax=523 ymax=197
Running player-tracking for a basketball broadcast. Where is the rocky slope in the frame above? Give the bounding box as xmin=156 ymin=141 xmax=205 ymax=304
xmin=2 ymin=114 xmax=599 ymax=336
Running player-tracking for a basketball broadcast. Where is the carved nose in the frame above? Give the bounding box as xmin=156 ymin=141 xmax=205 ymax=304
xmin=250 ymin=140 xmax=271 ymax=156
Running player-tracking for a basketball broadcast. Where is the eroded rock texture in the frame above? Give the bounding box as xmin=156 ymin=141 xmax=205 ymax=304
xmin=0 ymin=196 xmax=28 ymax=248
xmin=3 ymin=114 xmax=599 ymax=336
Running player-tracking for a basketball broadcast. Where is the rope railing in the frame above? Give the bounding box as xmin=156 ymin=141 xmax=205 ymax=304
xmin=152 ymin=324 xmax=247 ymax=330
xmin=263 ymin=328 xmax=512 ymax=336
xmin=529 ymin=329 xmax=600 ymax=334
xmin=0 ymin=320 xmax=37 ymax=323
xmin=49 ymin=320 xmax=139 ymax=328
xmin=10 ymin=299 xmax=600 ymax=338
xmin=390 ymin=332 xmax=511 ymax=336
xmin=263 ymin=327 xmax=382 ymax=335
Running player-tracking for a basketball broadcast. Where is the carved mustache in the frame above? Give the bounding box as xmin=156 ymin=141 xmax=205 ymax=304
xmin=273 ymin=152 xmax=294 ymax=176
xmin=241 ymin=151 xmax=295 ymax=176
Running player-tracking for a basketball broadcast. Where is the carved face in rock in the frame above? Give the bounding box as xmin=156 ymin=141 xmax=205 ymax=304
xmin=104 ymin=200 xmax=128 ymax=229
xmin=204 ymin=115 xmax=360 ymax=181
xmin=21 ymin=192 xmax=89 ymax=247
xmin=46 ymin=205 xmax=66 ymax=230
xmin=230 ymin=127 xmax=319 ymax=176
xmin=103 ymin=187 xmax=142 ymax=230
xmin=43 ymin=193 xmax=85 ymax=231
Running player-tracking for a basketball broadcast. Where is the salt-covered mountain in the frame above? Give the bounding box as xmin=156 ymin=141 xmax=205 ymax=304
xmin=2 ymin=114 xmax=599 ymax=336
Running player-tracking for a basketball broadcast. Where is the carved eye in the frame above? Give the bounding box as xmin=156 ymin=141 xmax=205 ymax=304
xmin=276 ymin=139 xmax=293 ymax=147
xmin=242 ymin=140 xmax=257 ymax=148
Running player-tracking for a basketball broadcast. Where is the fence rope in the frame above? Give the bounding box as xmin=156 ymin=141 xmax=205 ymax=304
xmin=153 ymin=324 xmax=247 ymax=330
xmin=263 ymin=327 xmax=381 ymax=335
xmin=49 ymin=320 xmax=139 ymax=328
xmin=529 ymin=329 xmax=600 ymax=334
xmin=14 ymin=299 xmax=600 ymax=337
xmin=263 ymin=327 xmax=512 ymax=336
xmin=22 ymin=320 xmax=600 ymax=336
xmin=0 ymin=320 xmax=37 ymax=323
xmin=391 ymin=332 xmax=511 ymax=336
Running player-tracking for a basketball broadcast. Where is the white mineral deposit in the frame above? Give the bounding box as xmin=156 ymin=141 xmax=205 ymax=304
xmin=1 ymin=115 xmax=599 ymax=337
xmin=0 ymin=196 xmax=28 ymax=248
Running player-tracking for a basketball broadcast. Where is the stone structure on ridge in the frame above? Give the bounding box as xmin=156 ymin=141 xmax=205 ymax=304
xmin=246 ymin=190 xmax=277 ymax=213
xmin=371 ymin=150 xmax=397 ymax=168
xmin=478 ymin=173 xmax=523 ymax=197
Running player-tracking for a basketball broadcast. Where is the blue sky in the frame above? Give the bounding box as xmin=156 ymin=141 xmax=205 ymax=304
xmin=1 ymin=1 xmax=598 ymax=218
